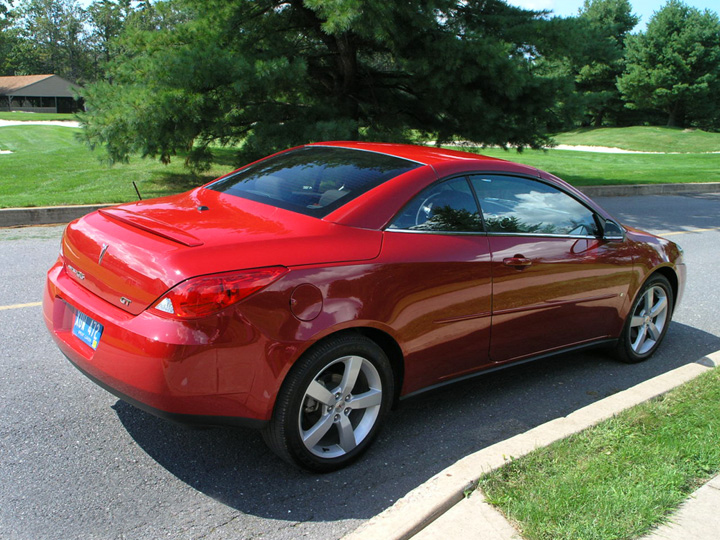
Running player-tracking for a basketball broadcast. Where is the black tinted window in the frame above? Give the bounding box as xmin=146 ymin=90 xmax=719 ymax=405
xmin=388 ymin=177 xmax=482 ymax=232
xmin=208 ymin=146 xmax=421 ymax=217
xmin=470 ymin=175 xmax=599 ymax=236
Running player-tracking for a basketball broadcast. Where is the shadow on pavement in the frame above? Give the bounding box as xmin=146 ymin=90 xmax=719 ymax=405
xmin=113 ymin=321 xmax=719 ymax=523
xmin=597 ymin=193 xmax=720 ymax=233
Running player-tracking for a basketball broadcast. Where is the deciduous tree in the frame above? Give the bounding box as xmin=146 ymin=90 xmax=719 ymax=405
xmin=0 ymin=0 xmax=18 ymax=73
xmin=87 ymin=0 xmax=134 ymax=68
xmin=9 ymin=0 xmax=91 ymax=82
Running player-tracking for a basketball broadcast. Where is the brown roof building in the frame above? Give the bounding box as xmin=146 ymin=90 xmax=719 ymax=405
xmin=0 ymin=74 xmax=83 ymax=113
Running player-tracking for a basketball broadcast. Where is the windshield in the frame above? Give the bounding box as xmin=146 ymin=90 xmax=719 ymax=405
xmin=207 ymin=146 xmax=422 ymax=218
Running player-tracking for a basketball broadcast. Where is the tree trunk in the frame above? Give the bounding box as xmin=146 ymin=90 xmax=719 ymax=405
xmin=667 ymin=103 xmax=685 ymax=128
xmin=334 ymin=32 xmax=359 ymax=139
xmin=593 ymin=111 xmax=604 ymax=127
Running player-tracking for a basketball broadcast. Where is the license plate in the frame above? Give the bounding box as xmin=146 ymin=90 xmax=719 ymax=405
xmin=72 ymin=310 xmax=104 ymax=350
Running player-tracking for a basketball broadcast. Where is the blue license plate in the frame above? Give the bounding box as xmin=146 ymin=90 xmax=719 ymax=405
xmin=72 ymin=310 xmax=104 ymax=350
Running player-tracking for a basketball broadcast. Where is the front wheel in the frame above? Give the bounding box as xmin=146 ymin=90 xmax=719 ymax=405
xmin=263 ymin=334 xmax=394 ymax=472
xmin=615 ymin=274 xmax=674 ymax=363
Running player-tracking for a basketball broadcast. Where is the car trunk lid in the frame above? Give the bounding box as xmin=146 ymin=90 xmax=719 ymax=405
xmin=60 ymin=189 xmax=382 ymax=315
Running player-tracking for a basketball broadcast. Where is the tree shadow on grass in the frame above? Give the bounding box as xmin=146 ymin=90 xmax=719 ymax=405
xmin=137 ymin=147 xmax=242 ymax=198
xmin=141 ymin=170 xmax=215 ymax=196
xmin=113 ymin=322 xmax=720 ymax=524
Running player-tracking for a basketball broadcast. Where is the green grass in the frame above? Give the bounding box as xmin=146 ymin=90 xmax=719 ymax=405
xmin=0 ymin=125 xmax=236 ymax=208
xmin=0 ymin=112 xmax=78 ymax=122
xmin=478 ymin=368 xmax=720 ymax=540
xmin=552 ymin=126 xmax=720 ymax=153
xmin=2 ymin=125 xmax=720 ymax=208
xmin=448 ymin=147 xmax=720 ymax=186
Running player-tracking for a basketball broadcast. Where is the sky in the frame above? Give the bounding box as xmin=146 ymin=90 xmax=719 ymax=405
xmin=73 ymin=0 xmax=719 ymax=31
xmin=506 ymin=0 xmax=719 ymax=29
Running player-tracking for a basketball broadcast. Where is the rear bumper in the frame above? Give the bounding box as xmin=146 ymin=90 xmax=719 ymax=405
xmin=62 ymin=351 xmax=267 ymax=429
xmin=43 ymin=260 xmax=276 ymax=426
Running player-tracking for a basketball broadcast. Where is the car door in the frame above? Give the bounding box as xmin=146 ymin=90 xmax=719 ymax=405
xmin=468 ymin=174 xmax=634 ymax=364
xmin=383 ymin=176 xmax=493 ymax=392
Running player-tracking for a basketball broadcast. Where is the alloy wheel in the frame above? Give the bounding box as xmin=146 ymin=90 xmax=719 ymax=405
xmin=298 ymin=355 xmax=383 ymax=459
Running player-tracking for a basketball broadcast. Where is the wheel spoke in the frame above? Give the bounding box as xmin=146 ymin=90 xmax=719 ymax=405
xmin=302 ymin=413 xmax=334 ymax=448
xmin=305 ymin=380 xmax=335 ymax=407
xmin=339 ymin=356 xmax=362 ymax=395
xmin=649 ymin=296 xmax=667 ymax=318
xmin=647 ymin=321 xmax=661 ymax=340
xmin=348 ymin=388 xmax=382 ymax=410
xmin=630 ymin=315 xmax=645 ymax=328
xmin=337 ymin=415 xmax=357 ymax=452
xmin=643 ymin=288 xmax=654 ymax=312
xmin=632 ymin=325 xmax=647 ymax=351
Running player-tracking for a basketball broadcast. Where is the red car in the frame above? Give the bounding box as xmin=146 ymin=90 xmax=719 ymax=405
xmin=44 ymin=142 xmax=685 ymax=471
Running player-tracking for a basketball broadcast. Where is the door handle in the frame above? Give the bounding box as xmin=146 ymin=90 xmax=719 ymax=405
xmin=503 ymin=256 xmax=532 ymax=268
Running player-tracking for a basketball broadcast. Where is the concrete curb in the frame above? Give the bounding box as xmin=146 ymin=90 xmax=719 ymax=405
xmin=0 ymin=204 xmax=114 ymax=228
xmin=638 ymin=476 xmax=720 ymax=540
xmin=1 ymin=183 xmax=720 ymax=228
xmin=577 ymin=182 xmax=720 ymax=198
xmin=344 ymin=351 xmax=720 ymax=540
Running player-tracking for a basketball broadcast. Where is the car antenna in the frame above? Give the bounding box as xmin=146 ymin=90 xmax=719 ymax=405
xmin=132 ymin=181 xmax=143 ymax=200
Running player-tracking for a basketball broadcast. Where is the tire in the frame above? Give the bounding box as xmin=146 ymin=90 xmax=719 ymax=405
xmin=615 ymin=274 xmax=674 ymax=363
xmin=262 ymin=334 xmax=394 ymax=472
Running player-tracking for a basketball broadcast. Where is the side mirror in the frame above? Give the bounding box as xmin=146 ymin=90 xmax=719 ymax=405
xmin=603 ymin=219 xmax=625 ymax=241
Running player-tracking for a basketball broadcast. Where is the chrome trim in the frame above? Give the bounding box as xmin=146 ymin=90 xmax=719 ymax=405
xmin=385 ymin=228 xmax=487 ymax=236
xmin=486 ymin=232 xmax=599 ymax=240
xmin=98 ymin=243 xmax=109 ymax=265
xmin=386 ymin=228 xmax=599 ymax=240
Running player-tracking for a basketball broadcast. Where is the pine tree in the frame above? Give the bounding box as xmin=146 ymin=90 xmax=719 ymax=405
xmin=618 ymin=0 xmax=720 ymax=129
xmin=79 ymin=0 xmax=569 ymax=169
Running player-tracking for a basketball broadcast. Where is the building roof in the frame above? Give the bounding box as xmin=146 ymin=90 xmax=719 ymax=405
xmin=0 ymin=75 xmax=54 ymax=93
xmin=0 ymin=74 xmax=79 ymax=97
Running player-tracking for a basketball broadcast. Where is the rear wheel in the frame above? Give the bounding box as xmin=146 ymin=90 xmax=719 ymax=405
xmin=263 ymin=334 xmax=393 ymax=472
xmin=615 ymin=274 xmax=674 ymax=363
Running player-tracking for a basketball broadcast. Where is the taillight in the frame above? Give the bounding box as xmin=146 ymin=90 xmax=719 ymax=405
xmin=150 ymin=267 xmax=288 ymax=319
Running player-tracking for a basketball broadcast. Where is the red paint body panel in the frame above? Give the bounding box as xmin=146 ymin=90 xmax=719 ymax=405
xmin=61 ymin=189 xmax=382 ymax=314
xmin=44 ymin=261 xmax=275 ymax=419
xmin=43 ymin=142 xmax=686 ymax=427
xmin=487 ymin=235 xmax=635 ymax=362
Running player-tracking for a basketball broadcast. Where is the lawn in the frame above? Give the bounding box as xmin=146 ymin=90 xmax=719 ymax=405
xmin=2 ymin=124 xmax=719 ymax=208
xmin=0 ymin=125 xmax=236 ymax=208
xmin=0 ymin=112 xmax=79 ymax=122
xmin=552 ymin=126 xmax=720 ymax=153
xmin=448 ymin=146 xmax=720 ymax=186
xmin=478 ymin=368 xmax=720 ymax=540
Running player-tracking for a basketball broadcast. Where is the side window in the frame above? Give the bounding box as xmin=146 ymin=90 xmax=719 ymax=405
xmin=469 ymin=175 xmax=599 ymax=236
xmin=388 ymin=177 xmax=482 ymax=232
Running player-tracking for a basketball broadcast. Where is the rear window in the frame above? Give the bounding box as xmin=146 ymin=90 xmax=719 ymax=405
xmin=207 ymin=146 xmax=422 ymax=217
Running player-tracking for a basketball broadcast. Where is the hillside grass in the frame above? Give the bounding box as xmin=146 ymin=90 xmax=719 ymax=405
xmin=552 ymin=126 xmax=720 ymax=153
xmin=0 ymin=126 xmax=235 ymax=208
xmin=478 ymin=368 xmax=720 ymax=540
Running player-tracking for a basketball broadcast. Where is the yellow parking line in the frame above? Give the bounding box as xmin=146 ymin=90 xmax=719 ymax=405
xmin=662 ymin=227 xmax=720 ymax=236
xmin=0 ymin=301 xmax=42 ymax=311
